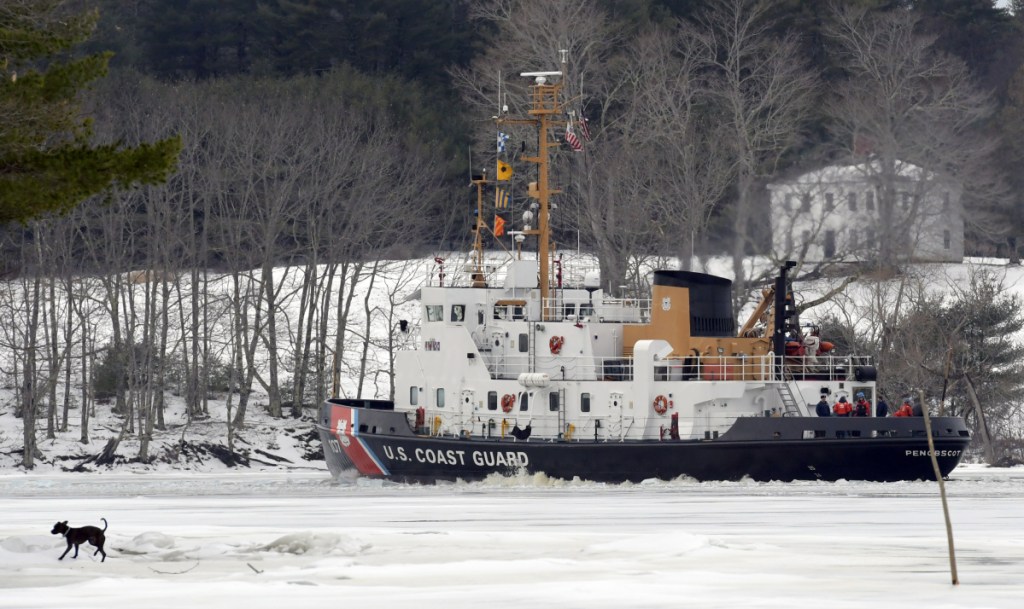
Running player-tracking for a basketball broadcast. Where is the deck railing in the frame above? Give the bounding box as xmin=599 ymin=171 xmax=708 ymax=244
xmin=541 ymin=296 xmax=651 ymax=323
xmin=479 ymin=352 xmax=872 ymax=383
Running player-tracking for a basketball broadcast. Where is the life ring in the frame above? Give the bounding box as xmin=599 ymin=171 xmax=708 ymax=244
xmin=549 ymin=335 xmax=565 ymax=354
xmin=501 ymin=393 xmax=515 ymax=413
xmin=653 ymin=395 xmax=670 ymax=415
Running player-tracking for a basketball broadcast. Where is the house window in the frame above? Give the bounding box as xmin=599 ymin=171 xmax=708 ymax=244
xmin=487 ymin=391 xmax=497 ymax=411
xmin=847 ymin=192 xmax=857 ymax=211
xmin=944 ymin=230 xmax=951 ymax=250
xmin=866 ymin=229 xmax=876 ymax=249
xmin=865 ymin=191 xmax=875 ymax=211
xmin=581 ymin=393 xmax=591 ymax=413
xmin=825 ymin=193 xmax=835 ymax=212
xmin=800 ymin=193 xmax=811 ymax=212
xmin=451 ymin=304 xmax=465 ymax=322
xmin=520 ymin=392 xmax=529 ymax=412
xmin=426 ymin=305 xmax=442 ymax=322
xmin=518 ymin=333 xmax=529 ymax=352
xmin=824 ymin=230 xmax=836 ymax=259
xmin=436 ymin=388 xmax=445 ymax=408
xmin=549 ymin=392 xmax=559 ymax=412
xmin=410 ymin=386 xmax=418 ymax=406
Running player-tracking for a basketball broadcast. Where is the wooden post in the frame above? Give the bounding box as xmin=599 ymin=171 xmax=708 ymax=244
xmin=919 ymin=389 xmax=959 ymax=585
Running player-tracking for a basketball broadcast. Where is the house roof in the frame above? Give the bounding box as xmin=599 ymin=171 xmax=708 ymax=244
xmin=768 ymin=160 xmax=936 ymax=189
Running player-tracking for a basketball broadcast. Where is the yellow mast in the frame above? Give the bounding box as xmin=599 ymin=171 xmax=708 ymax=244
xmin=498 ymin=71 xmax=563 ymax=320
xmin=470 ymin=172 xmax=488 ymax=288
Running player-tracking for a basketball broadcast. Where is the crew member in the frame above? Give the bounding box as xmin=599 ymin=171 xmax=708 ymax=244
xmin=833 ymin=396 xmax=853 ymax=417
xmin=815 ymin=396 xmax=831 ymax=417
xmin=854 ymin=392 xmax=871 ymax=417
xmin=894 ymin=399 xmax=914 ymax=417
xmin=876 ymin=398 xmax=889 ymax=418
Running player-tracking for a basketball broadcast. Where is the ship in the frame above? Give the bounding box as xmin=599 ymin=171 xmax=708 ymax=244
xmin=315 ymin=62 xmax=971 ymax=484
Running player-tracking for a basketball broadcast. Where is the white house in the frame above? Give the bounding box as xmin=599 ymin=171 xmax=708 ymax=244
xmin=766 ymin=161 xmax=963 ymax=263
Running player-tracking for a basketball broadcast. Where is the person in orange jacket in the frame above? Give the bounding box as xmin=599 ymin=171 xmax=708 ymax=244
xmin=894 ymin=399 xmax=914 ymax=417
xmin=854 ymin=392 xmax=871 ymax=417
xmin=832 ymin=396 xmax=853 ymax=417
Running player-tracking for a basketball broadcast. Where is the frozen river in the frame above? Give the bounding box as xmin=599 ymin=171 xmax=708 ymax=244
xmin=1 ymin=465 xmax=1022 ymax=609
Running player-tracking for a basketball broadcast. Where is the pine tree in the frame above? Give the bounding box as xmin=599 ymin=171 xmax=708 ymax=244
xmin=0 ymin=0 xmax=180 ymax=224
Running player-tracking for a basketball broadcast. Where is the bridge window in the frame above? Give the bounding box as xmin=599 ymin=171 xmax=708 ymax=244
xmin=549 ymin=392 xmax=559 ymax=412
xmin=426 ymin=305 xmax=442 ymax=322
xmin=451 ymin=304 xmax=465 ymax=322
xmin=436 ymin=388 xmax=445 ymax=408
xmin=410 ymin=386 xmax=418 ymax=405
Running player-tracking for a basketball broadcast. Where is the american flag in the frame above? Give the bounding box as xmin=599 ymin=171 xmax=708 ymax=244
xmin=578 ymin=115 xmax=591 ymax=141
xmin=565 ymin=122 xmax=583 ymax=152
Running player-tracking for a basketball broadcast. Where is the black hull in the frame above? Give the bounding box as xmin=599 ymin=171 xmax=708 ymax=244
xmin=316 ymin=401 xmax=971 ymax=483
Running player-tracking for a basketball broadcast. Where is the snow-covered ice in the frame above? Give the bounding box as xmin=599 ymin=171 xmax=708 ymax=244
xmin=1 ymin=465 xmax=1022 ymax=609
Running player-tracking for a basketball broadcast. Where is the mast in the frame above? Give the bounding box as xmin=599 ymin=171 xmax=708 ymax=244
xmin=499 ymin=70 xmax=563 ymax=320
xmin=469 ymin=171 xmax=489 ymax=288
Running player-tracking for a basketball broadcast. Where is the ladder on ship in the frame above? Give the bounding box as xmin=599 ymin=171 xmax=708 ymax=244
xmin=776 ymin=368 xmax=804 ymax=417
xmin=528 ymin=321 xmax=537 ymax=372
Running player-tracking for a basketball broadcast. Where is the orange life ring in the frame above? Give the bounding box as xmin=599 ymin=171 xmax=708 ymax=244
xmin=549 ymin=335 xmax=565 ymax=354
xmin=653 ymin=395 xmax=670 ymax=415
xmin=501 ymin=393 xmax=515 ymax=413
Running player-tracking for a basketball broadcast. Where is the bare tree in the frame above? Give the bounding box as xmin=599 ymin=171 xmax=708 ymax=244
xmin=824 ymin=5 xmax=1005 ymax=269
xmin=694 ymin=0 xmax=818 ymax=312
xmin=21 ymin=271 xmax=42 ymax=468
xmin=624 ymin=26 xmax=735 ymax=272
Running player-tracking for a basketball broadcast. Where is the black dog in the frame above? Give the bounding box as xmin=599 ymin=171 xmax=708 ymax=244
xmin=51 ymin=518 xmax=108 ymax=562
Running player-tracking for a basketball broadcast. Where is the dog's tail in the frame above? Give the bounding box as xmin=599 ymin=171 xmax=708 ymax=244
xmin=101 ymin=518 xmax=108 ymax=532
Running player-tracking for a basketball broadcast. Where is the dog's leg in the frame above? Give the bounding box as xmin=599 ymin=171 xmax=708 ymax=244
xmin=59 ymin=541 xmax=72 ymax=560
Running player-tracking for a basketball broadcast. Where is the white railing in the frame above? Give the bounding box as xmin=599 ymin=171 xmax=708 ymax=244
xmin=542 ymin=296 xmax=651 ymax=323
xmin=480 ymin=354 xmax=634 ymax=381
xmin=479 ymin=352 xmax=872 ymax=383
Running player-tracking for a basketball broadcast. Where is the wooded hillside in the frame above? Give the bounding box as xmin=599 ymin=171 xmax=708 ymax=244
xmin=2 ymin=0 xmax=1024 ymax=468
